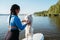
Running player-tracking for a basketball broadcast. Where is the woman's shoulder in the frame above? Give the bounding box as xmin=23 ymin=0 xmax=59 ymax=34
xmin=11 ymin=15 xmax=19 ymax=20
xmin=12 ymin=15 xmax=18 ymax=18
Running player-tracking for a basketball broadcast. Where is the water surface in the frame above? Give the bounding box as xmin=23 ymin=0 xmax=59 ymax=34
xmin=0 ymin=15 xmax=60 ymax=40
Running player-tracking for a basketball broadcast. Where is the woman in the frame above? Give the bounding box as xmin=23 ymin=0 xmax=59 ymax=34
xmin=5 ymin=4 xmax=29 ymax=40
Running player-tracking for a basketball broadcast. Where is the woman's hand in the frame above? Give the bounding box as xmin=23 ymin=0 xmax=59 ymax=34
xmin=22 ymin=20 xmax=27 ymax=22
xmin=27 ymin=20 xmax=31 ymax=25
xmin=22 ymin=20 xmax=31 ymax=25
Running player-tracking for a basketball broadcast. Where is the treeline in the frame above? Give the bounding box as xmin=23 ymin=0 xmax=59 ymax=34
xmin=34 ymin=0 xmax=60 ymax=16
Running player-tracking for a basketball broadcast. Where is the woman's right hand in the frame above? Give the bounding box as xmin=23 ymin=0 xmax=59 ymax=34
xmin=27 ymin=20 xmax=31 ymax=25
xmin=22 ymin=20 xmax=27 ymax=22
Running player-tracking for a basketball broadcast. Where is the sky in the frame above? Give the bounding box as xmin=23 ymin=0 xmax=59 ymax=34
xmin=0 ymin=0 xmax=58 ymax=14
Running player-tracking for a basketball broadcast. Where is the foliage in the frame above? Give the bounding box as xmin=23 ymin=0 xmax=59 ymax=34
xmin=34 ymin=0 xmax=60 ymax=15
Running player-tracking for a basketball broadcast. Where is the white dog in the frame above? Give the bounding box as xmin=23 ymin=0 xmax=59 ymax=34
xmin=23 ymin=15 xmax=33 ymax=40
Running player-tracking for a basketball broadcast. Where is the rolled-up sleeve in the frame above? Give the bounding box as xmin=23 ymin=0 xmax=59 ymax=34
xmin=14 ymin=16 xmax=27 ymax=30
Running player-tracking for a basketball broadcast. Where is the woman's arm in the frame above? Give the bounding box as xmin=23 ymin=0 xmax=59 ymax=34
xmin=14 ymin=16 xmax=27 ymax=30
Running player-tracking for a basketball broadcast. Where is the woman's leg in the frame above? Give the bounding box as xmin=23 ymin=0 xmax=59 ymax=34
xmin=10 ymin=30 xmax=19 ymax=40
xmin=5 ymin=30 xmax=19 ymax=40
xmin=5 ymin=31 xmax=12 ymax=40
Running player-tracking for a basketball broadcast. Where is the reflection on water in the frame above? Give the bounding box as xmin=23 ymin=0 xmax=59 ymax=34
xmin=50 ymin=16 xmax=60 ymax=31
xmin=0 ymin=15 xmax=60 ymax=40
xmin=33 ymin=16 xmax=60 ymax=40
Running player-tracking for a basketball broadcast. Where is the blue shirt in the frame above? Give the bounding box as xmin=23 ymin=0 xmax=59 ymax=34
xmin=10 ymin=15 xmax=27 ymax=30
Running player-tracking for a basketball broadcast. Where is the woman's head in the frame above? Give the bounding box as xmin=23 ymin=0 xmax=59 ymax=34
xmin=9 ymin=4 xmax=20 ymax=24
xmin=10 ymin=4 xmax=20 ymax=15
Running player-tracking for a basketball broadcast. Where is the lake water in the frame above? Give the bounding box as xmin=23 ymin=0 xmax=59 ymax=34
xmin=0 ymin=15 xmax=60 ymax=40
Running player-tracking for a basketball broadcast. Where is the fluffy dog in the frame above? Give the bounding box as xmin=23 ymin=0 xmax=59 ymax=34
xmin=23 ymin=15 xmax=33 ymax=40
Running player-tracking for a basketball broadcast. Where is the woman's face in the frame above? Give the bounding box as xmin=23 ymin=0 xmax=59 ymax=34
xmin=15 ymin=9 xmax=20 ymax=15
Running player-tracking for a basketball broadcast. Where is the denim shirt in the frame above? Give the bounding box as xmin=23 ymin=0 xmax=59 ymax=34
xmin=9 ymin=15 xmax=27 ymax=30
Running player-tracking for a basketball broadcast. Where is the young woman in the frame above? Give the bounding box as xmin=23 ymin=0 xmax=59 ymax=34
xmin=5 ymin=4 xmax=29 ymax=40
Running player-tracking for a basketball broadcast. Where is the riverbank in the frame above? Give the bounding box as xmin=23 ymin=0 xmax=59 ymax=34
xmin=34 ymin=13 xmax=60 ymax=17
